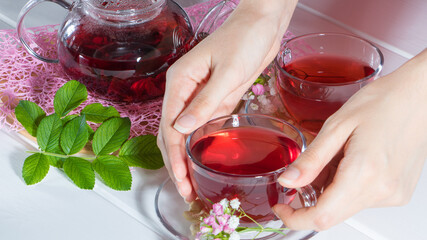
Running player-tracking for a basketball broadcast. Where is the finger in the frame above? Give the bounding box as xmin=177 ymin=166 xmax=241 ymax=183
xmin=176 ymin=177 xmax=197 ymax=203
xmin=172 ymin=62 xmax=248 ymax=134
xmin=161 ymin=128 xmax=197 ymax=202
xmin=166 ymin=133 xmax=187 ymax=182
xmin=278 ymin=116 xmax=356 ymax=188
xmin=273 ymin=172 xmax=365 ymax=231
xmin=157 ymin=129 xmax=172 ymax=178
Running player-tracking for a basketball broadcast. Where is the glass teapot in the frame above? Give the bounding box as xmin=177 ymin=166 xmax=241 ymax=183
xmin=17 ymin=0 xmax=236 ymax=102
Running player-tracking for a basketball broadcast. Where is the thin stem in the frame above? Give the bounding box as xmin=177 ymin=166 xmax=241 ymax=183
xmin=26 ymin=150 xmax=95 ymax=161
xmin=237 ymin=206 xmax=289 ymax=238
xmin=252 ymin=230 xmax=262 ymax=239
xmin=238 ymin=227 xmax=288 ymax=233
xmin=240 ymin=207 xmax=263 ymax=229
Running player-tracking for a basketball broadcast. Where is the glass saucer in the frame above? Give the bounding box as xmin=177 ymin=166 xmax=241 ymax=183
xmin=154 ymin=178 xmax=318 ymax=240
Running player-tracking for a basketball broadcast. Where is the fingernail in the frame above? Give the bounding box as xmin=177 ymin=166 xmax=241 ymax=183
xmin=177 ymin=187 xmax=184 ymax=198
xmin=278 ymin=166 xmax=300 ymax=185
xmin=174 ymin=114 xmax=196 ymax=133
xmin=272 ymin=206 xmax=281 ymax=220
xmin=174 ymin=172 xmax=182 ymax=182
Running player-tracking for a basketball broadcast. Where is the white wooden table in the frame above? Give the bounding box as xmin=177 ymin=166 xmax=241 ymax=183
xmin=1 ymin=1 xmax=426 ymax=239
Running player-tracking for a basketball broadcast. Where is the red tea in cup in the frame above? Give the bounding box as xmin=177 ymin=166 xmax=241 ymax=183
xmin=275 ymin=33 xmax=383 ymax=134
xmin=186 ymin=114 xmax=317 ymax=226
xmin=190 ymin=126 xmax=300 ymax=223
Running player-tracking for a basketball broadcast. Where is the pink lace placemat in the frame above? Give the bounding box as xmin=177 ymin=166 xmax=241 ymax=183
xmin=0 ymin=23 xmax=163 ymax=137
xmin=0 ymin=0 xmax=293 ymax=137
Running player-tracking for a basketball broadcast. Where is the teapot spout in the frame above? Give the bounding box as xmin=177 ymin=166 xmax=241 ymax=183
xmin=190 ymin=0 xmax=237 ymax=46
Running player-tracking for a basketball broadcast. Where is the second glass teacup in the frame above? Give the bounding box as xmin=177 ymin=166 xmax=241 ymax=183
xmin=275 ymin=33 xmax=384 ymax=134
xmin=186 ymin=114 xmax=317 ymax=239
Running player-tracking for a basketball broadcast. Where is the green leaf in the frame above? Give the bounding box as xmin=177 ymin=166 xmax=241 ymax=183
xmin=92 ymin=117 xmax=130 ymax=156
xmin=22 ymin=153 xmax=49 ymax=185
xmin=63 ymin=157 xmax=95 ymax=190
xmin=45 ymin=154 xmax=65 ymax=168
xmin=61 ymin=114 xmax=78 ymax=125
xmin=81 ymin=103 xmax=120 ymax=123
xmin=119 ymin=135 xmax=164 ymax=169
xmin=63 ymin=115 xmax=93 ymax=140
xmin=54 ymin=80 xmax=87 ymax=117
xmin=37 ymin=114 xmax=63 ymax=152
xmin=14 ymin=100 xmax=46 ymax=137
xmin=86 ymin=124 xmax=94 ymax=141
xmin=60 ymin=115 xmax=89 ymax=155
xmin=92 ymin=155 xmax=132 ymax=191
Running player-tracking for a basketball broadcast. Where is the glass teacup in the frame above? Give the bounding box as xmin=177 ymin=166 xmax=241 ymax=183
xmin=186 ymin=114 xmax=317 ymax=239
xmin=275 ymin=33 xmax=384 ymax=134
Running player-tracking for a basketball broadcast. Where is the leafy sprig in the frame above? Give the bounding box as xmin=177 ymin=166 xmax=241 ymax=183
xmin=195 ymin=198 xmax=287 ymax=240
xmin=14 ymin=80 xmax=164 ymax=191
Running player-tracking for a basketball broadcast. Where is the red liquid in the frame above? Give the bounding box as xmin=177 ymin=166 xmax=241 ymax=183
xmin=190 ymin=127 xmax=301 ymax=223
xmin=277 ymin=55 xmax=375 ymax=133
xmin=58 ymin=1 xmax=193 ymax=102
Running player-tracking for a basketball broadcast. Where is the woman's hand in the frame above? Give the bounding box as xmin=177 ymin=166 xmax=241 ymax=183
xmin=274 ymin=49 xmax=427 ymax=231
xmin=157 ymin=0 xmax=298 ymax=202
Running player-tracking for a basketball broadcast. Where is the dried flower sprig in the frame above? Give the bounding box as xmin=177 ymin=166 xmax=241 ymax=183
xmin=242 ymin=73 xmax=278 ymax=115
xmin=195 ymin=198 xmax=287 ymax=240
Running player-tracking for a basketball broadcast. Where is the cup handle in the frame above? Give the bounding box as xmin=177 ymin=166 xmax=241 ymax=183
xmin=297 ymin=185 xmax=318 ymax=207
xmin=17 ymin=0 xmax=71 ymax=63
xmin=282 ymin=185 xmax=317 ymax=207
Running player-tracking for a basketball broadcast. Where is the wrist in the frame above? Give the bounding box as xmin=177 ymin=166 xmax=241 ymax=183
xmin=235 ymin=0 xmax=298 ymax=36
xmin=405 ymin=49 xmax=427 ymax=85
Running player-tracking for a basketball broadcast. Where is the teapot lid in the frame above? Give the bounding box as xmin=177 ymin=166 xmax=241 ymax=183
xmin=86 ymin=0 xmax=164 ymax=11
xmin=83 ymin=0 xmax=166 ymax=23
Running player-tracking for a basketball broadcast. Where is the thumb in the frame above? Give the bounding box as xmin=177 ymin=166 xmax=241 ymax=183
xmin=278 ymin=119 xmax=354 ymax=188
xmin=173 ymin=64 xmax=247 ymax=134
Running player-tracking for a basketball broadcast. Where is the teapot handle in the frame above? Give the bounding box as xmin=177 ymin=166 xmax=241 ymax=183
xmin=191 ymin=0 xmax=237 ymax=46
xmin=17 ymin=0 xmax=72 ymax=63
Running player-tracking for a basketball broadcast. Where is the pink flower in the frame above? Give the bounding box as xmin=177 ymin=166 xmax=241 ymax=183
xmin=200 ymin=226 xmax=211 ymax=233
xmin=211 ymin=221 xmax=223 ymax=235
xmin=223 ymin=224 xmax=234 ymax=234
xmin=195 ymin=232 xmax=202 ymax=240
xmin=252 ymin=83 xmax=265 ymax=95
xmin=203 ymin=215 xmax=215 ymax=226
xmin=212 ymin=203 xmax=223 ymax=216
xmin=217 ymin=215 xmax=228 ymax=226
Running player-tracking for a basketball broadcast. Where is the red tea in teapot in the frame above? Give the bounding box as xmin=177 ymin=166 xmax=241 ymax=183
xmin=57 ymin=0 xmax=194 ymax=102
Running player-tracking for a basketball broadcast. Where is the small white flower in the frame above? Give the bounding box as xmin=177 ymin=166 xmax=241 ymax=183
xmin=242 ymin=93 xmax=249 ymax=100
xmin=261 ymin=103 xmax=277 ymax=115
xmin=201 ymin=235 xmax=211 ymax=240
xmin=250 ymin=103 xmax=259 ymax=111
xmin=228 ymin=215 xmax=240 ymax=229
xmin=257 ymin=94 xmax=266 ymax=103
xmin=248 ymin=94 xmax=255 ymax=100
xmin=229 ymin=231 xmax=240 ymax=240
xmin=219 ymin=198 xmax=229 ymax=209
xmin=230 ymin=198 xmax=240 ymax=210
xmin=269 ymin=87 xmax=276 ymax=96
